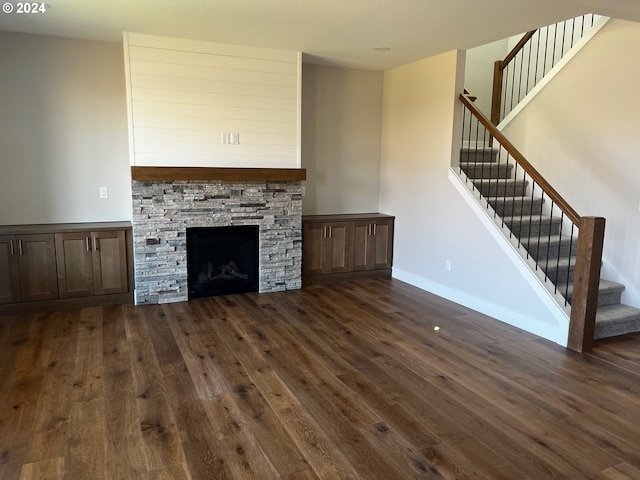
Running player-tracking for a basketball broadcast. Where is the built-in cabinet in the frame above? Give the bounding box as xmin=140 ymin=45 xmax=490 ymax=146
xmin=0 ymin=222 xmax=133 ymax=314
xmin=350 ymin=219 xmax=394 ymax=272
xmin=55 ymin=230 xmax=128 ymax=298
xmin=303 ymin=214 xmax=394 ymax=283
xmin=0 ymin=234 xmax=58 ymax=303
xmin=302 ymin=221 xmax=350 ymax=276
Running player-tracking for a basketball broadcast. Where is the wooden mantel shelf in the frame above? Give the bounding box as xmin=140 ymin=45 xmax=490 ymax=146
xmin=131 ymin=166 xmax=306 ymax=182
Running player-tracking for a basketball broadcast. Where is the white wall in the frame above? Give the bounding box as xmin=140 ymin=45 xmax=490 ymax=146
xmin=465 ymin=15 xmax=605 ymax=120
xmin=301 ymin=64 xmax=383 ymax=215
xmin=0 ymin=32 xmax=131 ymax=225
xmin=379 ymin=50 xmax=569 ymax=345
xmin=124 ymin=33 xmax=300 ymax=168
xmin=464 ymin=39 xmax=509 ymax=116
xmin=502 ymin=19 xmax=640 ymax=295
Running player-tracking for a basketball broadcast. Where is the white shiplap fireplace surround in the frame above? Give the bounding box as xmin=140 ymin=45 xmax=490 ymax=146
xmin=123 ymin=34 xmax=304 ymax=304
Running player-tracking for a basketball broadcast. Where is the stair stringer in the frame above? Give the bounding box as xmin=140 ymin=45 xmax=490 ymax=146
xmin=498 ymin=16 xmax=610 ymax=131
xmin=448 ymin=167 xmax=571 ymax=346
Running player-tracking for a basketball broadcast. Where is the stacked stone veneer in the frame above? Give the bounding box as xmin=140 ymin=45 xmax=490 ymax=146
xmin=131 ymin=180 xmax=303 ymax=304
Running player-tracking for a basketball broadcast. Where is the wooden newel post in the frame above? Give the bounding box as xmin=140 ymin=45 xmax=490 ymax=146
xmin=490 ymin=61 xmax=504 ymax=126
xmin=568 ymin=217 xmax=606 ymax=353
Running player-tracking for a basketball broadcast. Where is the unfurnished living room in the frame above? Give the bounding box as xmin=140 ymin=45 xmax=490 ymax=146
xmin=1 ymin=0 xmax=640 ymax=479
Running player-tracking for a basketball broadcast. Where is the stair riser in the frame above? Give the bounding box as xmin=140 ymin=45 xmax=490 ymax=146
xmin=460 ymin=150 xmax=498 ymax=163
xmin=524 ymin=241 xmax=578 ymax=262
xmin=543 ymin=264 xmax=575 ymax=284
xmin=567 ymin=291 xmax=623 ymax=307
xmin=595 ymin=318 xmax=640 ymax=339
xmin=567 ymin=292 xmax=624 ymax=307
xmin=460 ymin=164 xmax=512 ymax=180
xmin=460 ymin=149 xmax=640 ymax=340
xmin=596 ymin=291 xmax=623 ymax=307
xmin=475 ymin=181 xmax=528 ymax=197
xmin=505 ymin=220 xmax=561 ymax=237
xmin=490 ymin=200 xmax=544 ymax=217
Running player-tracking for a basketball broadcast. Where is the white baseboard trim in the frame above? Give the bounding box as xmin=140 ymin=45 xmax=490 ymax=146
xmin=392 ymin=267 xmax=569 ymax=347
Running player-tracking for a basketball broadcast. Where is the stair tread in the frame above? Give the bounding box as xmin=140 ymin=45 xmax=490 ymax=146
xmin=566 ymin=279 xmax=626 ymax=297
xmin=487 ymin=195 xmax=542 ymax=202
xmin=474 ymin=178 xmax=526 ymax=184
xmin=460 ymin=148 xmax=499 ymax=153
xmin=503 ymin=214 xmax=557 ymax=224
xmin=486 ymin=197 xmax=542 ymax=205
xmin=543 ymin=256 xmax=574 ymax=269
xmin=522 ymin=234 xmax=577 ymax=246
xmin=460 ymin=147 xmax=498 ymax=152
xmin=459 ymin=161 xmax=511 ymax=167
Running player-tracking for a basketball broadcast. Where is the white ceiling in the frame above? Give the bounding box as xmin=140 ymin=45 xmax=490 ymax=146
xmin=1 ymin=0 xmax=639 ymax=70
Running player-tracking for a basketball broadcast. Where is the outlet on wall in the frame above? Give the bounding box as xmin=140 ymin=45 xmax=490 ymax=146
xmin=99 ymin=187 xmax=108 ymax=199
xmin=445 ymin=260 xmax=452 ymax=272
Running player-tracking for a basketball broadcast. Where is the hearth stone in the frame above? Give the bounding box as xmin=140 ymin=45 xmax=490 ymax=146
xmin=131 ymin=180 xmax=302 ymax=305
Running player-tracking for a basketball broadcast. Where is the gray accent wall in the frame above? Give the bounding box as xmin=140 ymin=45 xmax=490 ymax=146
xmin=0 ymin=32 xmax=131 ymax=224
xmin=302 ymin=64 xmax=383 ymax=215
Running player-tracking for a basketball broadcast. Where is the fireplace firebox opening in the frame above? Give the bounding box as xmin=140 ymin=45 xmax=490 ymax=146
xmin=186 ymin=225 xmax=259 ymax=298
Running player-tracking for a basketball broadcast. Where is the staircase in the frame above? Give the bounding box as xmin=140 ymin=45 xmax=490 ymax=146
xmin=460 ymin=147 xmax=640 ymax=340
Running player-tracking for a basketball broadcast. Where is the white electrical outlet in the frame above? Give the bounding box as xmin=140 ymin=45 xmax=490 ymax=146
xmin=99 ymin=187 xmax=108 ymax=199
xmin=231 ymin=132 xmax=240 ymax=144
xmin=221 ymin=132 xmax=230 ymax=144
xmin=445 ymin=260 xmax=452 ymax=272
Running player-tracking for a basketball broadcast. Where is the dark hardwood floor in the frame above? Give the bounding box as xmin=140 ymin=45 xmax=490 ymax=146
xmin=1 ymin=278 xmax=640 ymax=479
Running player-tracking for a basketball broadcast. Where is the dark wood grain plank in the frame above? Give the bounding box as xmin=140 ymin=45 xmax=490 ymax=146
xmin=0 ymin=278 xmax=639 ymax=479
xmin=130 ymin=166 xmax=306 ymax=182
xmin=142 ymin=306 xmax=188 ymax=377
xmin=128 ymin=339 xmax=185 ymax=471
xmin=18 ymin=456 xmax=65 ymax=480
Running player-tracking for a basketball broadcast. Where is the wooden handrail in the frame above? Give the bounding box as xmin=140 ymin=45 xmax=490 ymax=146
xmin=491 ymin=30 xmax=537 ymax=125
xmin=461 ymin=91 xmax=605 ymax=353
xmin=460 ymin=93 xmax=581 ymax=225
xmin=491 ymin=15 xmax=599 ymax=124
xmin=501 ymin=30 xmax=536 ymax=69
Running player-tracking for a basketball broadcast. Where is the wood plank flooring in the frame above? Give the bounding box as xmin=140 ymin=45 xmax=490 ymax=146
xmin=1 ymin=278 xmax=640 ymax=479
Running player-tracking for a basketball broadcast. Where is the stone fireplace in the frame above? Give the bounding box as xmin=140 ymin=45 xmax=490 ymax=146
xmin=130 ymin=167 xmax=304 ymax=305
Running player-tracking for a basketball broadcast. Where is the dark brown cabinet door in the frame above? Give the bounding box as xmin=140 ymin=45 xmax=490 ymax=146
xmin=17 ymin=234 xmax=58 ymax=302
xmin=351 ymin=221 xmax=373 ymax=271
xmin=56 ymin=230 xmax=128 ymax=298
xmin=55 ymin=232 xmax=94 ymax=298
xmin=302 ymin=222 xmax=350 ymax=275
xmin=303 ymin=215 xmax=393 ymax=281
xmin=371 ymin=219 xmax=394 ymax=270
xmin=0 ymin=235 xmax=20 ymax=304
xmin=325 ymin=223 xmax=349 ymax=274
xmin=302 ymin=223 xmax=326 ymax=276
xmin=351 ymin=219 xmax=394 ymax=271
xmin=92 ymin=230 xmax=128 ymax=295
